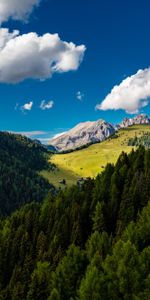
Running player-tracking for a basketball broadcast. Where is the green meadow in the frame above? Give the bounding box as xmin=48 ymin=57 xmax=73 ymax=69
xmin=41 ymin=125 xmax=150 ymax=187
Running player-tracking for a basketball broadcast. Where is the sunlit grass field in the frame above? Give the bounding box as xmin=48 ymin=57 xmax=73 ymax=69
xmin=41 ymin=125 xmax=150 ymax=187
xmin=40 ymin=167 xmax=79 ymax=188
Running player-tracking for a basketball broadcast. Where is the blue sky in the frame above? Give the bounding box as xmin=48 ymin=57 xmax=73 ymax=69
xmin=0 ymin=0 xmax=150 ymax=142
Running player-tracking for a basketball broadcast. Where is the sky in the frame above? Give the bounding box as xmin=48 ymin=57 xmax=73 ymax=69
xmin=0 ymin=0 xmax=150 ymax=142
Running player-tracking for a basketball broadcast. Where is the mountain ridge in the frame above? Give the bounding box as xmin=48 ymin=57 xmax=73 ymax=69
xmin=118 ymin=113 xmax=150 ymax=128
xmin=49 ymin=114 xmax=150 ymax=152
xmin=49 ymin=119 xmax=115 ymax=151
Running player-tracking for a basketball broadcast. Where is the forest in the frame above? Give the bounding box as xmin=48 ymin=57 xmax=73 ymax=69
xmin=0 ymin=132 xmax=54 ymax=215
xmin=0 ymin=144 xmax=150 ymax=299
xmin=128 ymin=132 xmax=150 ymax=148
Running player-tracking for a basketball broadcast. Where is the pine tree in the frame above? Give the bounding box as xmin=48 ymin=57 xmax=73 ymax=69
xmin=92 ymin=202 xmax=105 ymax=233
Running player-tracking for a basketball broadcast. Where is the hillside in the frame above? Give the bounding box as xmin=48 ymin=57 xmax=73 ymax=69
xmin=48 ymin=114 xmax=150 ymax=152
xmin=0 ymin=147 xmax=150 ymax=299
xmin=43 ymin=125 xmax=150 ymax=187
xmin=0 ymin=132 xmax=54 ymax=215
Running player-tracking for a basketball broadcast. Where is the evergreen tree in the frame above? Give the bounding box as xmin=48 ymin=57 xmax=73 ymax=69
xmin=50 ymin=245 xmax=87 ymax=300
xmin=92 ymin=202 xmax=105 ymax=232
xmin=27 ymin=262 xmax=51 ymax=300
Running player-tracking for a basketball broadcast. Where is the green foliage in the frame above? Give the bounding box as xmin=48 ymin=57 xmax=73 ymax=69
xmin=78 ymin=265 xmax=103 ymax=300
xmin=50 ymin=245 xmax=87 ymax=300
xmin=86 ymin=231 xmax=111 ymax=262
xmin=0 ymin=131 xmax=50 ymax=170
xmin=92 ymin=202 xmax=105 ymax=232
xmin=128 ymin=132 xmax=150 ymax=148
xmin=0 ymin=147 xmax=150 ymax=299
xmin=48 ymin=288 xmax=60 ymax=300
xmin=27 ymin=262 xmax=51 ymax=300
xmin=0 ymin=131 xmax=54 ymax=215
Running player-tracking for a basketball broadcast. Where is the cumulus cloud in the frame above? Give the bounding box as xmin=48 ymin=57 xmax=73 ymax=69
xmin=0 ymin=28 xmax=86 ymax=83
xmin=96 ymin=68 xmax=150 ymax=114
xmin=0 ymin=0 xmax=41 ymax=24
xmin=40 ymin=100 xmax=54 ymax=110
xmin=76 ymin=91 xmax=84 ymax=101
xmin=21 ymin=101 xmax=33 ymax=112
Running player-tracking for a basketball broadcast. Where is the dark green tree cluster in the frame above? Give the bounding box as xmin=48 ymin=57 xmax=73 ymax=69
xmin=128 ymin=131 xmax=150 ymax=148
xmin=0 ymin=132 xmax=54 ymax=215
xmin=0 ymin=132 xmax=52 ymax=170
xmin=0 ymin=146 xmax=150 ymax=299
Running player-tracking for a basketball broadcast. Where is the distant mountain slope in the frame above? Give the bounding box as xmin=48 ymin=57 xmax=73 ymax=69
xmin=46 ymin=125 xmax=150 ymax=186
xmin=48 ymin=114 xmax=150 ymax=152
xmin=0 ymin=132 xmax=54 ymax=215
xmin=49 ymin=119 xmax=115 ymax=152
xmin=118 ymin=114 xmax=150 ymax=128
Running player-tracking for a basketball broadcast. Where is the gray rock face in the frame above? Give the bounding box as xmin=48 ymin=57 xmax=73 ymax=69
xmin=49 ymin=119 xmax=115 ymax=152
xmin=119 ymin=114 xmax=150 ymax=128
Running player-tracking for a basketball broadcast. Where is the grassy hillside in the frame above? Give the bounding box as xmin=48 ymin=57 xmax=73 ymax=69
xmin=42 ymin=125 xmax=150 ymax=187
xmin=40 ymin=167 xmax=78 ymax=188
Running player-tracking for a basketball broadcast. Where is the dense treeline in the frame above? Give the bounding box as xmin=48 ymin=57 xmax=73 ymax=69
xmin=128 ymin=131 xmax=150 ymax=148
xmin=0 ymin=146 xmax=150 ymax=299
xmin=0 ymin=132 xmax=50 ymax=170
xmin=0 ymin=132 xmax=54 ymax=215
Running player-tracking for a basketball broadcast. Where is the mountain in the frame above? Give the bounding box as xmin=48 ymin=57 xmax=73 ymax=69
xmin=49 ymin=119 xmax=115 ymax=152
xmin=46 ymin=144 xmax=58 ymax=152
xmin=48 ymin=114 xmax=150 ymax=152
xmin=118 ymin=114 xmax=150 ymax=128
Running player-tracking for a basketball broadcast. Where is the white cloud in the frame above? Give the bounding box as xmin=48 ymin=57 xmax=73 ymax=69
xmin=0 ymin=28 xmax=86 ymax=83
xmin=96 ymin=68 xmax=150 ymax=114
xmin=38 ymin=138 xmax=51 ymax=144
xmin=0 ymin=0 xmax=41 ymax=24
xmin=40 ymin=100 xmax=54 ymax=110
xmin=8 ymin=130 xmax=69 ymax=144
xmin=21 ymin=101 xmax=33 ymax=112
xmin=40 ymin=132 xmax=65 ymax=144
xmin=76 ymin=91 xmax=84 ymax=101
xmin=12 ymin=130 xmax=47 ymax=137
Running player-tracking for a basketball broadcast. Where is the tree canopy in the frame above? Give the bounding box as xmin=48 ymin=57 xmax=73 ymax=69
xmin=0 ymin=144 xmax=150 ymax=299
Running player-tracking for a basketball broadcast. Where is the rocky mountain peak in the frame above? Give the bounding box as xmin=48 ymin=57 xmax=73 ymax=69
xmin=49 ymin=119 xmax=115 ymax=152
xmin=119 ymin=114 xmax=150 ymax=128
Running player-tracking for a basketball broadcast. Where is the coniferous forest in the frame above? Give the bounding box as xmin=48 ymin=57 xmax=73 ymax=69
xmin=0 ymin=132 xmax=54 ymax=215
xmin=1 ymin=0 xmax=150 ymax=299
xmin=0 ymin=134 xmax=150 ymax=299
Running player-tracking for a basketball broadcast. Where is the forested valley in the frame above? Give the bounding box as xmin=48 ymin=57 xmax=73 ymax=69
xmin=0 ymin=142 xmax=150 ymax=299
